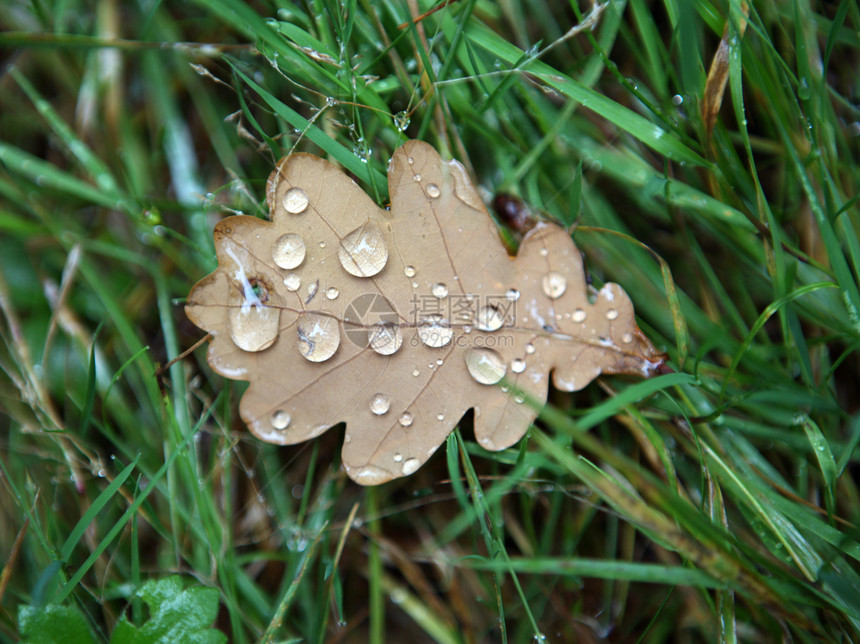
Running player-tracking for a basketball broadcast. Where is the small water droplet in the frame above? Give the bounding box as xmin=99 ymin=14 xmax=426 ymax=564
xmin=284 ymin=273 xmax=301 ymax=291
xmin=338 ymin=222 xmax=388 ymax=277
xmin=402 ymin=457 xmax=420 ymax=475
xmin=436 ymin=358 xmax=443 ymax=366
xmin=622 ymin=332 xmax=633 ymax=344
xmin=465 ymin=347 xmax=507 ymax=385
xmin=436 ymin=413 xmax=444 ymax=421
xmin=306 ymin=280 xmax=318 ymax=301
xmin=541 ymin=272 xmax=567 ymax=299
xmin=326 ymin=287 xmax=339 ymax=300
xmin=370 ymin=393 xmax=390 ymax=415
xmin=413 ymin=173 xmax=422 ymax=182
xmin=572 ymin=308 xmax=586 ymax=322
xmin=525 ymin=343 xmax=536 ymax=354
xmin=606 ymin=308 xmax=618 ymax=320
xmin=296 ymin=312 xmax=340 ymax=362
xmin=368 ymin=323 xmax=403 ymax=355
xmin=404 ymin=265 xmax=416 ymax=277
xmin=399 ymin=411 xmax=413 ymax=427
xmin=506 ymin=288 xmax=520 ymax=301
xmin=426 ymin=183 xmax=441 ymax=198
xmin=418 ymin=315 xmax=453 ymax=347
xmin=393 ymin=452 xmax=403 ymax=462
xmin=272 ymin=233 xmax=306 ymax=269
xmin=272 ymin=409 xmax=291 ymax=429
xmin=511 ymin=358 xmax=526 ymax=373
xmin=476 ymin=305 xmax=503 ymax=332
xmin=283 ymin=187 xmax=309 ymax=213
xmin=431 ymin=282 xmax=448 ymax=298
xmin=412 ymin=368 xmax=420 ymax=377
xmin=393 ymin=111 xmax=411 ymax=131
xmin=539 ymin=247 xmax=548 ymax=257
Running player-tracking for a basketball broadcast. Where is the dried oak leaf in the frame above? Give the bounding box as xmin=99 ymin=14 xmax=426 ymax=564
xmin=186 ymin=141 xmax=665 ymax=485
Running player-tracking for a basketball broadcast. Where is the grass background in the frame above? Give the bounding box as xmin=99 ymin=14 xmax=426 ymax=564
xmin=2 ymin=0 xmax=860 ymax=641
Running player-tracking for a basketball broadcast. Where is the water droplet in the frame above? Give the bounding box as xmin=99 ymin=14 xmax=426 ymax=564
xmin=539 ymin=247 xmax=548 ymax=257
xmin=413 ymin=173 xmax=422 ymax=182
xmin=326 ymin=287 xmax=339 ymax=300
xmin=229 ymin=300 xmax=280 ymax=352
xmin=431 ymin=282 xmax=448 ymax=298
xmin=525 ymin=343 xmax=536 ymax=354
xmin=368 ymin=323 xmax=403 ymax=355
xmin=511 ymin=358 xmax=526 ymax=373
xmin=283 ymin=187 xmax=309 ymax=213
xmin=476 ymin=305 xmax=503 ymax=332
xmin=436 ymin=358 xmax=443 ymax=366
xmin=272 ymin=409 xmax=291 ymax=429
xmin=572 ymin=308 xmax=586 ymax=322
xmin=404 ymin=265 xmax=416 ymax=277
xmin=398 ymin=411 xmax=413 ymax=427
xmin=338 ymin=222 xmax=388 ymax=277
xmin=306 ymin=280 xmax=318 ymax=301
xmin=370 ymin=393 xmax=390 ymax=415
xmin=402 ymin=457 xmax=420 ymax=475
xmin=284 ymin=273 xmax=301 ymax=291
xmin=426 ymin=183 xmax=441 ymax=198
xmin=393 ymin=452 xmax=403 ymax=462
xmin=436 ymin=413 xmax=444 ymax=421
xmin=272 ymin=233 xmax=306 ymax=269
xmin=606 ymin=308 xmax=618 ymax=320
xmin=418 ymin=315 xmax=453 ymax=347
xmin=393 ymin=111 xmax=411 ymax=131
xmin=506 ymin=288 xmax=520 ymax=301
xmin=622 ymin=332 xmax=633 ymax=344
xmin=412 ymin=368 xmax=420 ymax=377
xmin=319 ymin=241 xmax=326 ymax=248
xmin=296 ymin=312 xmax=340 ymax=362
xmin=465 ymin=347 xmax=507 ymax=385
xmin=541 ymin=272 xmax=567 ymax=299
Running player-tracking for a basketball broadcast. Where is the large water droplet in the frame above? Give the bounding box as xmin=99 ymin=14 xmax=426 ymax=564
xmin=370 ymin=393 xmax=390 ymax=415
xmin=431 ymin=282 xmax=448 ymax=298
xmin=476 ymin=305 xmax=503 ymax=332
xmin=338 ymin=222 xmax=388 ymax=277
xmin=283 ymin=187 xmax=309 ymax=213
xmin=229 ymin=297 xmax=280 ymax=352
xmin=398 ymin=411 xmax=413 ymax=427
xmin=272 ymin=233 xmax=306 ymax=269
xmin=426 ymin=183 xmax=441 ymax=198
xmin=465 ymin=347 xmax=507 ymax=385
xmin=296 ymin=312 xmax=340 ymax=362
xmin=418 ymin=314 xmax=453 ymax=347
xmin=541 ymin=271 xmax=567 ymax=299
xmin=368 ymin=322 xmax=403 ymax=355
xmin=284 ymin=273 xmax=301 ymax=291
xmin=272 ymin=409 xmax=291 ymax=430
xmin=402 ymin=458 xmax=420 ymax=475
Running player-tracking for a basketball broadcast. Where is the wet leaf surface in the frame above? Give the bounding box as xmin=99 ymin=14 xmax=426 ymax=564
xmin=186 ymin=141 xmax=665 ymax=484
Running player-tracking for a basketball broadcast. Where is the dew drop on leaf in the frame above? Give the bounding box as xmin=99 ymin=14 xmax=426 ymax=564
xmin=284 ymin=273 xmax=301 ymax=292
xmin=506 ymin=288 xmax=520 ymax=301
xmin=326 ymin=287 xmax=339 ymax=300
xmin=525 ymin=343 xmax=536 ymax=354
xmin=369 ymin=393 xmax=390 ymax=415
xmin=476 ymin=305 xmax=504 ymax=332
xmin=272 ymin=233 xmax=306 ymax=269
xmin=398 ymin=411 xmax=413 ymax=427
xmin=229 ymin=303 xmax=280 ymax=352
xmin=418 ymin=314 xmax=453 ymax=347
xmin=404 ymin=265 xmax=416 ymax=277
xmin=511 ymin=358 xmax=526 ymax=373
xmin=431 ymin=282 xmax=448 ymax=298
xmin=283 ymin=187 xmax=309 ymax=214
xmin=296 ymin=312 xmax=340 ymax=362
xmin=541 ymin=271 xmax=567 ymax=299
xmin=272 ymin=409 xmax=291 ymax=430
xmin=338 ymin=222 xmax=388 ymax=277
xmin=426 ymin=183 xmax=441 ymax=198
xmin=572 ymin=308 xmax=586 ymax=322
xmin=402 ymin=457 xmax=420 ymax=475
xmin=368 ymin=322 xmax=403 ymax=355
xmin=607 ymin=308 xmax=618 ymax=320
xmin=465 ymin=347 xmax=507 ymax=385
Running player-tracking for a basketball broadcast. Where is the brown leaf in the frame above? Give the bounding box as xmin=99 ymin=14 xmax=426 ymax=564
xmin=186 ymin=141 xmax=665 ymax=485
